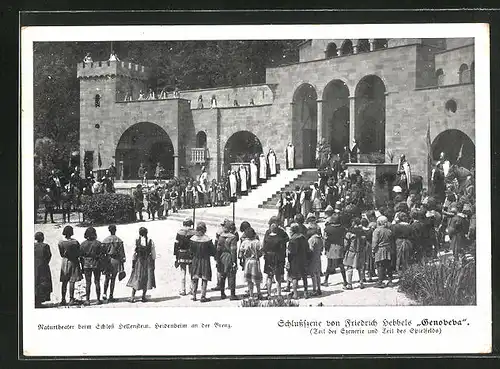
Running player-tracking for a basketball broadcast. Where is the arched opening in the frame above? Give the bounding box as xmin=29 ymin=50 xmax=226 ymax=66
xmin=292 ymin=83 xmax=318 ymax=168
xmin=459 ymin=63 xmax=471 ymax=84
xmin=357 ymin=39 xmax=370 ymax=53
xmin=196 ymin=131 xmax=207 ymax=148
xmin=115 ymin=122 xmax=174 ymax=180
xmin=340 ymin=39 xmax=353 ymax=55
xmin=436 ymin=68 xmax=444 ymax=86
xmin=322 ymin=79 xmax=350 ymax=156
xmin=325 ymin=42 xmax=337 ymax=58
xmin=432 ymin=129 xmax=475 ymax=170
xmin=223 ymin=131 xmax=263 ymax=172
xmin=355 ymin=75 xmax=386 ymax=157
xmin=373 ymin=39 xmax=388 ymax=50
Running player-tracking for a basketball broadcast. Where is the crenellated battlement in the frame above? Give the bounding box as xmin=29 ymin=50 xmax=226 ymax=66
xmin=77 ymin=60 xmax=151 ymax=80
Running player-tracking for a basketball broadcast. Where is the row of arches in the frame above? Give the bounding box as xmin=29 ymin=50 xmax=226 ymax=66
xmin=292 ymin=75 xmax=386 ymax=167
xmin=112 ymin=123 xmax=475 ymax=180
xmin=326 ymin=39 xmax=388 ymax=58
xmin=435 ymin=61 xmax=475 ymax=86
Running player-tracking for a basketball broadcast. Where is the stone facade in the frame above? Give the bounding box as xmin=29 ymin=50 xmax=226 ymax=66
xmin=79 ymin=38 xmax=475 ymax=185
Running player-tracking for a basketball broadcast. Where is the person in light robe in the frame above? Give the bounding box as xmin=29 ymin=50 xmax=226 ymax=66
xmin=239 ymin=165 xmax=248 ymax=194
xmin=109 ymin=51 xmax=120 ymax=61
xmin=198 ymin=166 xmax=208 ymax=193
xmin=397 ymin=154 xmax=412 ymax=192
xmin=267 ymin=149 xmax=277 ymax=177
xmin=83 ymin=53 xmax=93 ymax=63
xmin=227 ymin=170 xmax=238 ymax=202
xmin=259 ymin=153 xmax=267 ymax=182
xmin=285 ymin=143 xmax=295 ymax=170
xmin=249 ymin=159 xmax=258 ymax=188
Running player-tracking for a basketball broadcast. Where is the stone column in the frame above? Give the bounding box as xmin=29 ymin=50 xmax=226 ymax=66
xmin=316 ymin=99 xmax=323 ymax=144
xmin=369 ymin=39 xmax=375 ymax=51
xmin=349 ymin=96 xmax=356 ymax=144
xmin=174 ymin=155 xmax=179 ymax=178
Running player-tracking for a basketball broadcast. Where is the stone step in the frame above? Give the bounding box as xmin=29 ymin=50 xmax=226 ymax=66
xmin=259 ymin=170 xmax=318 ymax=208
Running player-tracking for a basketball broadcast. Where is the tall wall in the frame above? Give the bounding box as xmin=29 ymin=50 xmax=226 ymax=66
xmin=386 ymin=83 xmax=475 ymax=185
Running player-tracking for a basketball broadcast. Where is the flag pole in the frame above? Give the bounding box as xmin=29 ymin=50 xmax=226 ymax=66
xmin=193 ymin=195 xmax=196 ymax=227
xmin=232 ymin=201 xmax=235 ymax=224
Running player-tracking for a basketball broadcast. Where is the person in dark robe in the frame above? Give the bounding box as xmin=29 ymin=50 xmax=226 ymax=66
xmin=263 ymin=217 xmax=288 ymax=298
xmin=80 ymin=227 xmax=103 ymax=306
xmin=41 ymin=188 xmax=55 ymax=223
xmin=350 ymin=139 xmax=360 ymax=163
xmin=174 ymin=218 xmax=196 ymax=296
xmin=316 ymin=138 xmax=331 ymax=169
xmin=447 ymin=204 xmax=469 ymax=260
xmin=343 ymin=218 xmax=365 ymax=290
xmin=322 ymin=213 xmax=347 ymax=287
xmin=285 ymin=143 xmax=295 ymax=170
xmin=108 ymin=163 xmax=117 ymax=183
xmin=58 ymin=226 xmax=82 ymax=306
xmin=216 ymin=221 xmax=239 ymax=300
xmin=101 ymin=225 xmax=126 ymax=302
xmin=189 ymin=222 xmax=216 ymax=302
xmin=127 ymin=227 xmax=156 ymax=303
xmin=287 ymin=223 xmax=310 ymax=299
xmin=392 ymin=212 xmax=413 ymax=274
xmin=372 ymin=216 xmax=394 ymax=288
xmin=34 ymin=232 xmax=52 ymax=307
xmin=133 ymin=184 xmax=144 ymax=221
xmin=341 ymin=146 xmax=351 ymax=164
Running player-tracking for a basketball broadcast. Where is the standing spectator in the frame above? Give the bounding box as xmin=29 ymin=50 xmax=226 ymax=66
xmin=287 ymin=223 xmax=309 ymax=299
xmin=185 ymin=181 xmax=194 ymax=208
xmin=392 ymin=212 xmax=412 ymax=274
xmin=60 ymin=185 xmax=72 ymax=223
xmin=372 ymin=216 xmax=394 ymax=288
xmin=174 ymin=218 xmax=196 ymax=296
xmin=189 ymin=222 xmax=216 ymax=302
xmin=362 ymin=218 xmax=376 ymax=282
xmin=311 ymin=183 xmax=323 ymax=220
xmin=447 ymin=204 xmax=469 ymax=260
xmin=34 ymin=232 xmax=52 ymax=307
xmin=343 ymin=218 xmax=365 ymax=290
xmin=216 ymin=221 xmax=239 ymax=300
xmin=133 ymin=184 xmax=144 ymax=221
xmin=262 ymin=217 xmax=288 ymax=298
xmin=41 ymin=188 xmax=55 ymax=223
xmin=300 ymin=184 xmax=313 ymax=218
xmin=170 ymin=186 xmax=179 ymax=213
xmin=162 ymin=185 xmax=171 ymax=217
xmin=155 ymin=162 xmax=165 ymax=181
xmin=101 ymin=225 xmax=126 ymax=303
xmin=127 ymin=227 xmax=156 ymax=303
xmin=138 ymin=163 xmax=147 ymax=184
xmin=322 ymin=213 xmax=347 ymax=287
xmin=241 ymin=227 xmax=263 ymax=299
xmin=148 ymin=187 xmax=161 ymax=220
xmin=80 ymin=227 xmax=103 ymax=306
xmin=58 ymin=226 xmax=82 ymax=306
xmin=307 ymin=226 xmax=323 ymax=296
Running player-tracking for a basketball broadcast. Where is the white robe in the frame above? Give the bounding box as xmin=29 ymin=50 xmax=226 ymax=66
xmin=286 ymin=145 xmax=295 ymax=169
xmin=199 ymin=172 xmax=208 ymax=192
xmin=442 ymin=160 xmax=450 ymax=177
xmin=259 ymin=156 xmax=267 ymax=179
xmin=239 ymin=167 xmax=248 ymax=192
xmin=268 ymin=153 xmax=277 ymax=176
xmin=250 ymin=163 xmax=258 ymax=186
xmin=229 ymin=174 xmax=237 ymax=198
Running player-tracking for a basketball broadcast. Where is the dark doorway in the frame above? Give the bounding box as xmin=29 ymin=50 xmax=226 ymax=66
xmin=432 ymin=129 xmax=475 ymax=170
xmin=223 ymin=131 xmax=263 ymax=172
xmin=322 ymin=79 xmax=350 ymax=155
xmin=292 ymin=83 xmax=318 ymax=168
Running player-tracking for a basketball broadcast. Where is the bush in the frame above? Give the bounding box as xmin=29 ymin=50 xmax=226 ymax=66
xmin=81 ymin=193 xmax=136 ymax=225
xmin=240 ymin=295 xmax=300 ymax=307
xmin=398 ymin=259 xmax=476 ymax=305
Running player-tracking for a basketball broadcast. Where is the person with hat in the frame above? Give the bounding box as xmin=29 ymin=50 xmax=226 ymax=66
xmin=101 ymin=225 xmax=126 ymax=302
xmin=189 ymin=222 xmax=216 ymax=302
xmin=133 ymin=184 xmax=144 ymax=221
xmin=372 ymin=216 xmax=394 ymax=288
xmin=174 ymin=218 xmax=196 ymax=296
xmin=343 ymin=218 xmax=366 ymax=290
xmin=80 ymin=227 xmax=104 ymax=306
xmin=307 ymin=225 xmax=323 ymax=296
xmin=447 ymin=203 xmax=469 ymax=260
xmin=216 ymin=221 xmax=239 ymax=300
xmin=322 ymin=213 xmax=347 ymax=287
xmin=287 ymin=223 xmax=310 ymax=299
xmin=263 ymin=217 xmax=288 ymax=298
xmin=58 ymin=225 xmax=82 ymax=306
xmin=34 ymin=231 xmax=52 ymax=307
xmin=127 ymin=227 xmax=156 ymax=303
xmin=212 ymin=218 xmax=231 ymax=292
xmin=240 ymin=227 xmax=263 ymax=299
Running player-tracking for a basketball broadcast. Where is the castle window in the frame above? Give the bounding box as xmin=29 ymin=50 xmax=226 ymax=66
xmin=95 ymin=94 xmax=101 ymax=107
xmin=435 ymin=69 xmax=444 ymax=86
xmin=445 ymin=99 xmax=457 ymax=114
xmin=325 ymin=42 xmax=337 ymax=58
xmin=340 ymin=39 xmax=353 ymax=56
xmin=459 ymin=63 xmax=471 ymax=84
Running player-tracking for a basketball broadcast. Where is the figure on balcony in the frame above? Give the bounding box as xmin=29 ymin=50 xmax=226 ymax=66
xmin=267 ymin=149 xmax=277 ymax=177
xmin=83 ymin=53 xmax=93 ymax=63
xmin=285 ymin=143 xmax=295 ymax=170
xmin=197 ymin=95 xmax=204 ymax=109
xmin=109 ymin=50 xmax=120 ymax=62
xmin=341 ymin=145 xmax=351 ymax=164
xmin=138 ymin=90 xmax=145 ymax=100
xmin=147 ymin=88 xmax=155 ymax=100
xmin=159 ymin=88 xmax=167 ymax=99
xmin=350 ymin=139 xmax=360 ymax=163
xmin=211 ymin=95 xmax=218 ymax=108
xmin=249 ymin=159 xmax=258 ymax=189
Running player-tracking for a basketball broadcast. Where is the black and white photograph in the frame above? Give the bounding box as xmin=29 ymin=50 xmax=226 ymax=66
xmin=21 ymin=23 xmax=491 ymax=356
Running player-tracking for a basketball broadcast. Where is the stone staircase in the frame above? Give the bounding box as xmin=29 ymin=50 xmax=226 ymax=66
xmin=259 ymin=169 xmax=318 ymax=209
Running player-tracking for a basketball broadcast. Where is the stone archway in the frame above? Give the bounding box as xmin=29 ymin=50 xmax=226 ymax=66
xmin=292 ymin=83 xmax=318 ymax=168
xmin=322 ymin=79 xmax=350 ymax=155
xmin=432 ymin=129 xmax=475 ymax=170
xmin=355 ymin=75 xmax=386 ymax=157
xmin=115 ymin=122 xmax=174 ymax=180
xmin=223 ymin=130 xmax=263 ymax=173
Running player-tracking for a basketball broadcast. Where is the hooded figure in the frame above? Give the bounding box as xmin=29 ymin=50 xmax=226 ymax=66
xmin=249 ymin=159 xmax=258 ymax=187
xmin=239 ymin=165 xmax=248 ymax=193
xmin=397 ymin=154 xmax=412 ymax=191
xmin=267 ymin=149 xmax=277 ymax=176
xmin=228 ymin=171 xmax=238 ymax=202
xmin=259 ymin=153 xmax=267 ymax=181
